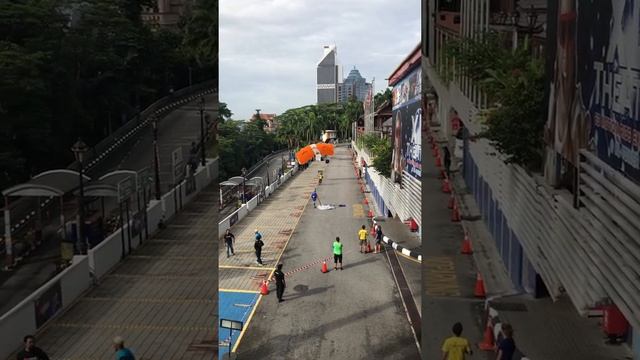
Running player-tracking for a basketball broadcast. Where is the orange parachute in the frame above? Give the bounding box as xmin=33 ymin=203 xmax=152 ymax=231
xmin=295 ymin=143 xmax=334 ymax=165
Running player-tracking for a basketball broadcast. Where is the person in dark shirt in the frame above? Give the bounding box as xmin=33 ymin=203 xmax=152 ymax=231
xmin=17 ymin=335 xmax=49 ymax=360
xmin=496 ymin=323 xmax=516 ymax=360
xmin=224 ymin=229 xmax=235 ymax=258
xmin=273 ymin=263 xmax=286 ymax=302
xmin=254 ymin=230 xmax=264 ymax=265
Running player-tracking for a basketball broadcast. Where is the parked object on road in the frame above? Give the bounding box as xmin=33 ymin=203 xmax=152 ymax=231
xmin=317 ymin=204 xmax=335 ymax=210
xmin=333 ymin=237 xmax=343 ymax=270
xmin=17 ymin=335 xmax=49 ymax=360
xmin=224 ymin=229 xmax=235 ymax=258
xmin=274 ymin=263 xmax=286 ymax=302
xmin=442 ymin=322 xmax=472 ymax=360
xmin=254 ymin=229 xmax=264 ymax=265
xmin=112 ymin=336 xmax=135 ymax=360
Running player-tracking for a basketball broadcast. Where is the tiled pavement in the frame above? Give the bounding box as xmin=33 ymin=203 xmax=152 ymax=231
xmin=11 ymin=188 xmax=218 ymax=360
xmin=218 ymin=164 xmax=323 ymax=293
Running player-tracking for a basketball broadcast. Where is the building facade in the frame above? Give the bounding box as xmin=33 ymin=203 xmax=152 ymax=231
xmin=340 ymin=67 xmax=372 ymax=103
xmin=317 ymin=45 xmax=341 ymax=104
xmin=141 ymin=0 xmax=193 ymax=29
xmin=425 ymin=0 xmax=640 ymax=354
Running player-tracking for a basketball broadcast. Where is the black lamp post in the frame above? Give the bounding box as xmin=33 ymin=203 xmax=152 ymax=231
xmin=71 ymin=138 xmax=89 ymax=254
xmin=152 ymin=116 xmax=162 ymax=200
xmin=199 ymin=97 xmax=206 ymax=167
xmin=241 ymin=167 xmax=247 ymax=204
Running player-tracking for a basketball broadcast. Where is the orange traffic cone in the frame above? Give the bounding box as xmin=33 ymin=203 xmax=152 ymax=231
xmin=363 ymin=198 xmax=368 ymax=205
xmin=474 ymin=273 xmax=486 ymax=298
xmin=461 ymin=233 xmax=473 ymax=254
xmin=260 ymin=280 xmax=269 ymax=295
xmin=448 ymin=194 xmax=454 ymax=209
xmin=442 ymin=179 xmax=451 ymax=193
xmin=478 ymin=320 xmax=496 ymax=350
xmin=321 ymin=261 xmax=328 ymax=273
xmin=368 ymin=210 xmax=374 ymax=218
xmin=435 ymin=155 xmax=442 ymax=168
xmin=367 ymin=243 xmax=372 ymax=253
xmin=370 ymin=226 xmax=376 ymax=236
xmin=451 ymin=202 xmax=461 ymax=222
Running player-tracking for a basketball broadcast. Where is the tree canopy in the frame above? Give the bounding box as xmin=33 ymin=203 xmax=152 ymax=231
xmin=0 ymin=0 xmax=214 ymax=190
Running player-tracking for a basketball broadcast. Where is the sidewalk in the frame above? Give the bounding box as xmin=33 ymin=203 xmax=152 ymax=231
xmin=421 ymin=129 xmax=490 ymax=360
xmin=431 ymin=125 xmax=633 ymax=360
xmin=232 ymin=147 xmax=420 ymax=359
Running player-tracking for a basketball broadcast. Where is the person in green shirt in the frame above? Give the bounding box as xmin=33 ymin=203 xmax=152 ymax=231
xmin=442 ymin=322 xmax=472 ymax=360
xmin=333 ymin=237 xmax=343 ymax=270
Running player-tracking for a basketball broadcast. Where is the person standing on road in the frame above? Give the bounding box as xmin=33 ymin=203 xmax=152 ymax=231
xmin=333 ymin=236 xmax=344 ymax=270
xmin=375 ymin=224 xmax=383 ymax=253
xmin=224 ymin=229 xmax=235 ymax=258
xmin=254 ymin=229 xmax=264 ymax=265
xmin=311 ymin=189 xmax=318 ymax=208
xmin=16 ymin=335 xmax=49 ymax=360
xmin=441 ymin=322 xmax=472 ymax=360
xmin=443 ymin=146 xmax=452 ymax=178
xmin=358 ymin=225 xmax=368 ymax=253
xmin=113 ymin=336 xmax=135 ymax=360
xmin=274 ymin=263 xmax=286 ymax=302
xmin=496 ymin=323 xmax=516 ymax=360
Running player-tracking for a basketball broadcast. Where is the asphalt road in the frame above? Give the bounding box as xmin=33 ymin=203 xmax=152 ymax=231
xmin=0 ymin=94 xmax=218 ymax=317
xmin=236 ymin=147 xmax=420 ymax=359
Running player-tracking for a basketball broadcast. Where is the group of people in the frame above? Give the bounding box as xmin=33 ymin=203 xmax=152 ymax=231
xmin=15 ymin=335 xmax=135 ymax=360
xmin=442 ymin=322 xmax=517 ymax=360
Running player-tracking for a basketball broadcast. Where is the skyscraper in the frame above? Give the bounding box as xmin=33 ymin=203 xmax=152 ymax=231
xmin=340 ymin=67 xmax=372 ymax=103
xmin=316 ymin=45 xmax=340 ymax=104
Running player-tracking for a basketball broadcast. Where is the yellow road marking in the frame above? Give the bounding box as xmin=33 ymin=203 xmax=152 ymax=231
xmin=219 ymin=288 xmax=260 ymax=294
xmin=424 ymin=256 xmax=461 ymax=296
xmin=219 ymin=265 xmax=276 ymax=271
xmin=352 ymin=204 xmax=365 ymax=218
xmin=232 ymin=170 xmax=312 ymax=353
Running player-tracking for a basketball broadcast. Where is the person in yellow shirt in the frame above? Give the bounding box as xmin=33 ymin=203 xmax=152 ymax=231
xmin=357 ymin=225 xmax=368 ymax=253
xmin=442 ymin=322 xmax=472 ymax=360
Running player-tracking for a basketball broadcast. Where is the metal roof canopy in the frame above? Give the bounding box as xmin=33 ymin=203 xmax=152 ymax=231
xmin=2 ymin=169 xmax=90 ymax=198
xmin=221 ymin=176 xmax=245 ymax=186
xmin=77 ymin=170 xmax=137 ymax=197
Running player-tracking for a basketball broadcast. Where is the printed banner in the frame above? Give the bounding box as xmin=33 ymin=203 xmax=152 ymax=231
xmin=546 ymin=0 xmax=640 ymax=183
xmin=34 ymin=281 xmax=63 ymax=328
xmin=391 ymin=66 xmax=422 ymax=180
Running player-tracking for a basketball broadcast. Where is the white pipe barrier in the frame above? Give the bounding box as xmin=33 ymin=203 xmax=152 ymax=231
xmin=0 ymin=158 xmax=218 ymax=359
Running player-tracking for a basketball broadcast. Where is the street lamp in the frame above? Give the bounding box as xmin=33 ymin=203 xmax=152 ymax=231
xmin=199 ymin=97 xmax=206 ymax=167
xmin=71 ymin=138 xmax=89 ymax=254
xmin=152 ymin=116 xmax=162 ymax=200
xmin=241 ymin=167 xmax=247 ymax=204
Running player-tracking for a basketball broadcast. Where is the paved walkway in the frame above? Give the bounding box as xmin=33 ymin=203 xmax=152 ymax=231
xmin=225 ymin=147 xmax=420 ymax=359
xmin=421 ymin=134 xmax=490 ymax=360
xmin=6 ymin=187 xmax=218 ymax=360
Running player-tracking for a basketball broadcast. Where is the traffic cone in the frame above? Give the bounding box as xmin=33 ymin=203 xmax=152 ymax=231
xmin=321 ymin=261 xmax=328 ymax=273
xmin=367 ymin=243 xmax=372 ymax=253
xmin=370 ymin=226 xmax=376 ymax=236
xmin=461 ymin=233 xmax=473 ymax=254
xmin=435 ymin=155 xmax=442 ymax=168
xmin=448 ymin=194 xmax=454 ymax=209
xmin=260 ymin=280 xmax=269 ymax=295
xmin=363 ymin=198 xmax=368 ymax=205
xmin=368 ymin=210 xmax=374 ymax=218
xmin=442 ymin=179 xmax=451 ymax=193
xmin=451 ymin=202 xmax=461 ymax=222
xmin=478 ymin=320 xmax=496 ymax=350
xmin=439 ymin=169 xmax=446 ymax=179
xmin=474 ymin=273 xmax=486 ymax=298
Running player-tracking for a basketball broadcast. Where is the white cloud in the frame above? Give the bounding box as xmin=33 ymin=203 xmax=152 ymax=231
xmin=220 ymin=0 xmax=421 ymax=119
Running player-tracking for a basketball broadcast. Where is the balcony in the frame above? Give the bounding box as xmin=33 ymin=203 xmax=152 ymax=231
xmin=436 ymin=11 xmax=461 ymax=34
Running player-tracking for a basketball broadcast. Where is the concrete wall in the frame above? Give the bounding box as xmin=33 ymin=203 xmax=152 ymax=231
xmin=0 ymin=255 xmax=90 ymax=360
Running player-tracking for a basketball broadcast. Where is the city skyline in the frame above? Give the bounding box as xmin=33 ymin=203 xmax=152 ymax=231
xmin=220 ymin=0 xmax=420 ymax=120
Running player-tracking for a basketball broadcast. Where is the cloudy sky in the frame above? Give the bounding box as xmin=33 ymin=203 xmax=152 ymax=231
xmin=220 ymin=0 xmax=421 ymax=120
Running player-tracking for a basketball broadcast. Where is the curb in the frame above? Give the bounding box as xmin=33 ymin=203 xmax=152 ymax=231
xmin=371 ymin=219 xmax=422 ymax=262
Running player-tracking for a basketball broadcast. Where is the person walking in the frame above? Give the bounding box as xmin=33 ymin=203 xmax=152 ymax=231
xmin=311 ymin=189 xmax=318 ymax=208
xmin=441 ymin=322 xmax=472 ymax=360
xmin=274 ymin=263 xmax=286 ymax=302
xmin=375 ymin=224 xmax=383 ymax=253
xmin=358 ymin=225 xmax=368 ymax=253
xmin=16 ymin=335 xmax=49 ymax=360
xmin=254 ymin=229 xmax=264 ymax=265
xmin=223 ymin=229 xmax=235 ymax=258
xmin=333 ymin=236 xmax=343 ymax=270
xmin=496 ymin=323 xmax=516 ymax=360
xmin=443 ymin=146 xmax=452 ymax=178
xmin=113 ymin=336 xmax=135 ymax=360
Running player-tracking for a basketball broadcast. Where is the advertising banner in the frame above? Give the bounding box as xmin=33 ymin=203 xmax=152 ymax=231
xmin=546 ymin=0 xmax=640 ymax=183
xmin=34 ymin=281 xmax=62 ymax=328
xmin=392 ymin=67 xmax=422 ymax=180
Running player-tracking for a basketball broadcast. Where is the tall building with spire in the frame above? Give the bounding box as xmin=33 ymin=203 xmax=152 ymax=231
xmin=340 ymin=67 xmax=372 ymax=103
